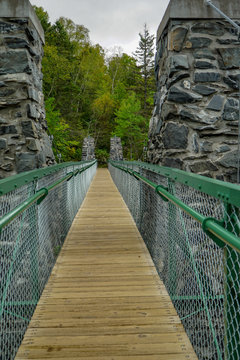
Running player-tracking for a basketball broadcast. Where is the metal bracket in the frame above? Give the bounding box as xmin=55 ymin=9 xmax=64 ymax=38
xmin=155 ymin=185 xmax=169 ymax=202
xmin=202 ymin=217 xmax=225 ymax=248
xmin=37 ymin=188 xmax=48 ymax=205
xmin=67 ymin=172 xmax=74 ymax=181
xmin=132 ymin=171 xmax=141 ymax=181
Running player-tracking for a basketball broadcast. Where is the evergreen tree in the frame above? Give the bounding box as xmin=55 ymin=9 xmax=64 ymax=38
xmin=134 ymin=24 xmax=155 ymax=116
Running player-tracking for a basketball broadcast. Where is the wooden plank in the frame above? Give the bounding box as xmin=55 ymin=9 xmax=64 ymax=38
xmin=16 ymin=168 xmax=197 ymax=359
xmin=16 ymin=355 xmax=193 ymax=360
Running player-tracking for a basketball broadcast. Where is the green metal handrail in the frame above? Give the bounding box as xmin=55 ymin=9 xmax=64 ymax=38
xmin=0 ymin=160 xmax=97 ymax=232
xmin=112 ymin=160 xmax=240 ymax=208
xmin=0 ymin=160 xmax=93 ymax=197
xmin=109 ymin=161 xmax=240 ymax=253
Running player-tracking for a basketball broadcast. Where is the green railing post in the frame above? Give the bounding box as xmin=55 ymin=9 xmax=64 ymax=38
xmin=224 ymin=204 xmax=240 ymax=360
xmin=30 ymin=185 xmax=39 ymax=303
xmin=31 ymin=209 xmax=39 ymax=303
xmin=167 ymin=179 xmax=177 ymax=297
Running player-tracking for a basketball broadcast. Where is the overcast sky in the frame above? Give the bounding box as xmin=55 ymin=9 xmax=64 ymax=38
xmin=30 ymin=0 xmax=170 ymax=55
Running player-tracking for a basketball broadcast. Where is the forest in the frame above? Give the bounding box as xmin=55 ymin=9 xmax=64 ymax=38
xmin=34 ymin=6 xmax=156 ymax=163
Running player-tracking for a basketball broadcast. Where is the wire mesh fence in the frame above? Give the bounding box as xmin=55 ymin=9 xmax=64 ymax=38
xmin=109 ymin=161 xmax=240 ymax=360
xmin=0 ymin=161 xmax=96 ymax=360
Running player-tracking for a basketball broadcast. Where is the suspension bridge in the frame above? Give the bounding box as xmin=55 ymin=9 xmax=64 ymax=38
xmin=0 ymin=160 xmax=239 ymax=360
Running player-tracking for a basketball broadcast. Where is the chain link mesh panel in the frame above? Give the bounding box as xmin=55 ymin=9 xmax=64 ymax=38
xmin=109 ymin=162 xmax=240 ymax=360
xmin=0 ymin=162 xmax=96 ymax=360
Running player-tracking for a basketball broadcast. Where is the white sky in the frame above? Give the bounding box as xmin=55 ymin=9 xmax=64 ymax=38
xmin=30 ymin=0 xmax=170 ymax=55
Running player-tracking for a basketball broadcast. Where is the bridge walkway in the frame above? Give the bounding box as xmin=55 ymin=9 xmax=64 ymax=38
xmin=16 ymin=168 xmax=197 ymax=359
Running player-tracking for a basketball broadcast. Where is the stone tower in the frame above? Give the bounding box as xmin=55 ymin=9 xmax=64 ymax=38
xmin=148 ymin=0 xmax=240 ymax=182
xmin=81 ymin=136 xmax=95 ymax=161
xmin=110 ymin=136 xmax=123 ymax=161
xmin=0 ymin=0 xmax=55 ymax=179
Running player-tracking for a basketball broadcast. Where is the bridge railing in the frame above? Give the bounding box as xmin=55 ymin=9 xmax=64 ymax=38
xmin=0 ymin=160 xmax=97 ymax=360
xmin=109 ymin=160 xmax=240 ymax=360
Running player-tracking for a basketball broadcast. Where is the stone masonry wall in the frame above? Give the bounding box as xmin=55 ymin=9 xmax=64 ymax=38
xmin=0 ymin=3 xmax=55 ymax=178
xmin=148 ymin=14 xmax=240 ymax=182
xmin=81 ymin=136 xmax=95 ymax=161
xmin=110 ymin=136 xmax=123 ymax=161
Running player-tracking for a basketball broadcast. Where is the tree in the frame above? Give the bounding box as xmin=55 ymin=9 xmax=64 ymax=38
xmin=34 ymin=5 xmax=152 ymax=162
xmin=114 ymin=93 xmax=146 ymax=160
xmin=134 ymin=24 xmax=155 ymax=116
xmin=91 ymin=92 xmax=115 ymax=150
xmin=45 ymin=98 xmax=80 ymax=161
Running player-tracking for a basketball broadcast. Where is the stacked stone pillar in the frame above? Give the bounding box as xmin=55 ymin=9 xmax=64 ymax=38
xmin=110 ymin=136 xmax=123 ymax=161
xmin=0 ymin=0 xmax=55 ymax=178
xmin=81 ymin=136 xmax=95 ymax=161
xmin=148 ymin=0 xmax=240 ymax=182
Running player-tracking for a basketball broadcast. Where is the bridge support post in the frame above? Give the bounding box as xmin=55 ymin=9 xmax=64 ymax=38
xmin=81 ymin=136 xmax=95 ymax=161
xmin=148 ymin=0 xmax=240 ymax=182
xmin=0 ymin=0 xmax=55 ymax=179
xmin=110 ymin=136 xmax=123 ymax=161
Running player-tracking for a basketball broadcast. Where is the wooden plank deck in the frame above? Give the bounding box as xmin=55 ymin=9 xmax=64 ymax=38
xmin=16 ymin=168 xmax=197 ymax=360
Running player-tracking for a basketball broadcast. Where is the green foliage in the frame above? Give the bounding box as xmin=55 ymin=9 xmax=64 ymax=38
xmin=95 ymin=149 xmax=109 ymax=167
xmin=45 ymin=98 xmax=80 ymax=161
xmin=35 ymin=6 xmax=155 ymax=162
xmin=114 ymin=93 xmax=147 ymax=160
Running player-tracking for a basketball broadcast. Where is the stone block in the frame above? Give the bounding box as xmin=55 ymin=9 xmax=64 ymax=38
xmin=167 ymin=72 xmax=190 ymax=88
xmin=193 ymin=49 xmax=216 ymax=60
xmin=169 ymin=55 xmax=189 ymax=76
xmin=21 ymin=120 xmax=37 ymax=137
xmin=193 ymin=84 xmax=216 ymax=96
xmin=161 ymin=103 xmax=178 ymax=120
xmin=185 ymin=37 xmax=212 ymax=49
xmin=206 ymin=95 xmax=225 ymax=111
xmin=194 ymin=60 xmax=215 ymax=69
xmin=162 ymin=157 xmax=183 ymax=169
xmin=217 ymin=38 xmax=240 ymax=45
xmin=0 ymin=162 xmax=13 ymax=171
xmin=0 ymin=138 xmax=7 ymax=149
xmin=192 ymin=134 xmax=199 ymax=153
xmin=16 ymin=152 xmax=38 ymax=173
xmin=191 ymin=22 xmax=225 ymax=36
xmin=190 ymin=160 xmax=218 ymax=172
xmin=200 ymin=141 xmax=212 ymax=152
xmin=4 ymin=36 xmax=29 ymax=49
xmin=168 ymin=86 xmax=202 ymax=103
xmin=27 ymin=104 xmax=40 ymax=119
xmin=0 ymin=87 xmax=15 ymax=97
xmin=218 ymin=150 xmax=239 ymax=168
xmin=216 ymin=145 xmax=230 ymax=153
xmin=28 ymin=87 xmax=39 ymax=102
xmin=41 ymin=133 xmax=55 ymax=159
xmin=0 ymin=20 xmax=20 ymax=34
xmin=194 ymin=72 xmax=221 ymax=83
xmin=0 ymin=50 xmax=31 ymax=75
xmin=218 ymin=48 xmax=240 ymax=69
xmin=223 ymin=98 xmax=239 ymax=121
xmin=162 ymin=122 xmax=188 ymax=149
xmin=26 ymin=137 xmax=41 ymax=151
xmin=223 ymin=75 xmax=240 ymax=90
xmin=0 ymin=73 xmax=31 ymax=85
xmin=168 ymin=27 xmax=188 ymax=51
xmin=0 ymin=125 xmax=17 ymax=135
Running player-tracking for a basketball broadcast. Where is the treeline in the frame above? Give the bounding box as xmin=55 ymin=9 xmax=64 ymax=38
xmin=34 ymin=7 xmax=155 ymax=162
